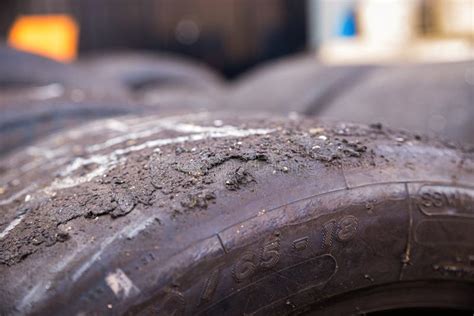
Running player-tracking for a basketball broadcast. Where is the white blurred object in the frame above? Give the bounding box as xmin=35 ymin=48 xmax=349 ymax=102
xmin=435 ymin=0 xmax=474 ymax=36
xmin=359 ymin=0 xmax=421 ymax=45
xmin=320 ymin=38 xmax=474 ymax=64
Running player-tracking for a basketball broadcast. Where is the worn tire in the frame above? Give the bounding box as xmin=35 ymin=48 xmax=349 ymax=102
xmin=228 ymin=54 xmax=374 ymax=114
xmin=229 ymin=55 xmax=473 ymax=145
xmin=0 ymin=45 xmax=129 ymax=101
xmin=0 ymin=97 xmax=141 ymax=155
xmin=79 ymin=52 xmax=225 ymax=111
xmin=79 ymin=52 xmax=224 ymax=102
xmin=0 ymin=46 xmax=137 ymax=155
xmin=317 ymin=61 xmax=474 ymax=145
xmin=0 ymin=112 xmax=473 ymax=315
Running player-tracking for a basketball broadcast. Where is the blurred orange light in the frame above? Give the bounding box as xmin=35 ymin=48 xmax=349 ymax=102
xmin=8 ymin=14 xmax=79 ymax=62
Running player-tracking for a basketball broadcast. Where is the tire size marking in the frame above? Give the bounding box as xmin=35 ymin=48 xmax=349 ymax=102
xmin=292 ymin=237 xmax=309 ymax=251
xmin=260 ymin=233 xmax=281 ymax=268
xmin=199 ymin=267 xmax=220 ymax=304
xmin=336 ymin=215 xmax=359 ymax=241
xmin=322 ymin=215 xmax=359 ymax=251
xmin=232 ymin=252 xmax=260 ymax=282
xmin=232 ymin=232 xmax=281 ymax=282
xmin=169 ymin=214 xmax=359 ymax=310
xmin=232 ymin=214 xmax=359 ymax=284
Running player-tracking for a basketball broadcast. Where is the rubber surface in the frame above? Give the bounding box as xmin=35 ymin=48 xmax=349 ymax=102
xmin=0 ymin=48 xmax=226 ymax=154
xmin=0 ymin=112 xmax=473 ymax=315
xmin=0 ymin=97 xmax=138 ymax=155
xmin=0 ymin=46 xmax=137 ymax=154
xmin=79 ymin=52 xmax=225 ymax=109
xmin=228 ymin=54 xmax=473 ymax=145
xmin=0 ymin=45 xmax=128 ymax=100
xmin=228 ymin=54 xmax=374 ymax=114
xmin=320 ymin=61 xmax=474 ymax=145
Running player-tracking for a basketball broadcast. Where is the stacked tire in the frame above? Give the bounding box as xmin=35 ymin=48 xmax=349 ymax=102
xmin=0 ymin=48 xmax=224 ymax=155
xmin=229 ymin=54 xmax=474 ymax=145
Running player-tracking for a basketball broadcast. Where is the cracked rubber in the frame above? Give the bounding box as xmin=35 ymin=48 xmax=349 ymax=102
xmin=0 ymin=112 xmax=473 ymax=315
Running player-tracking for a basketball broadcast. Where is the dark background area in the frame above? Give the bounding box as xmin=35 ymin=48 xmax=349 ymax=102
xmin=0 ymin=0 xmax=307 ymax=78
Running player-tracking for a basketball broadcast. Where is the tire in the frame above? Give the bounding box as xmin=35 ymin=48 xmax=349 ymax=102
xmin=228 ymin=54 xmax=374 ymax=114
xmin=229 ymin=55 xmax=473 ymax=145
xmin=318 ymin=61 xmax=474 ymax=145
xmin=79 ymin=52 xmax=224 ymax=95
xmin=0 ymin=112 xmax=473 ymax=315
xmin=0 ymin=97 xmax=139 ymax=155
xmin=0 ymin=45 xmax=129 ymax=101
xmin=78 ymin=52 xmax=225 ymax=111
xmin=0 ymin=49 xmax=223 ymax=155
xmin=0 ymin=50 xmax=132 ymax=154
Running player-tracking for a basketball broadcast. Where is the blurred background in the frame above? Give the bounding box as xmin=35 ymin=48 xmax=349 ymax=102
xmin=1 ymin=0 xmax=472 ymax=76
xmin=1 ymin=0 xmax=307 ymax=77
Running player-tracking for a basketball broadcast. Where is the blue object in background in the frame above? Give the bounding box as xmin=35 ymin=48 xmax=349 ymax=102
xmin=338 ymin=8 xmax=357 ymax=37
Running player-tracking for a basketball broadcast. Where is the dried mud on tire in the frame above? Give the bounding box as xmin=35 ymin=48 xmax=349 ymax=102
xmin=0 ymin=112 xmax=473 ymax=315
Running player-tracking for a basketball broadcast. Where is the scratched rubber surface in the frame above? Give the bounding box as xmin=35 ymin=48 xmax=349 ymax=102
xmin=0 ymin=50 xmax=226 ymax=155
xmin=0 ymin=112 xmax=473 ymax=315
xmin=0 ymin=46 xmax=137 ymax=155
xmin=0 ymin=96 xmax=144 ymax=155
